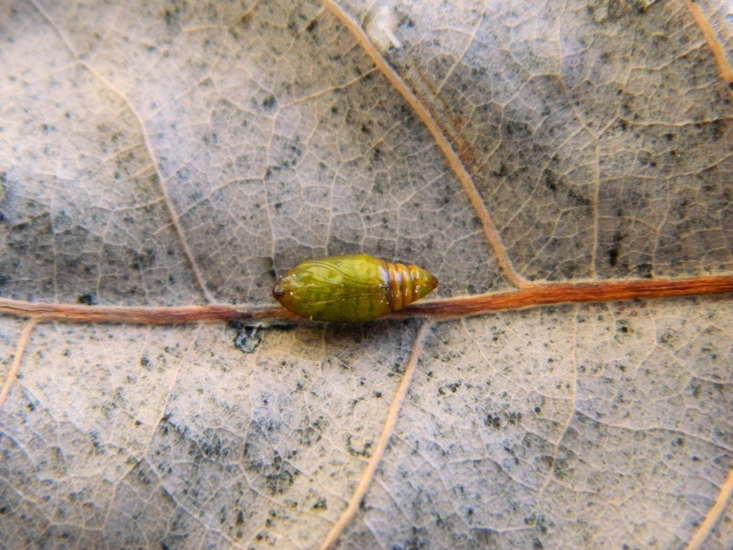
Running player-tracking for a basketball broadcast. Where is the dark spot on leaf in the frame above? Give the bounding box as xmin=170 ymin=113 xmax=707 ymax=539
xmin=262 ymin=95 xmax=277 ymax=110
xmin=234 ymin=327 xmax=262 ymax=354
xmin=616 ymin=320 xmax=631 ymax=335
xmin=346 ymin=435 xmax=373 ymax=457
xmin=638 ymin=150 xmax=657 ymax=168
xmin=567 ymin=188 xmax=591 ymax=207
xmin=637 ymin=263 xmax=652 ymax=278
xmin=608 ymin=230 xmax=622 ymax=267
xmin=553 ymin=457 xmax=571 ymax=479
xmin=491 ymin=162 xmax=509 ymax=178
xmin=311 ymin=497 xmax=327 ymax=510
xmin=485 ymin=414 xmax=501 ymax=429
xmin=296 ymin=417 xmax=327 ymax=446
xmin=77 ymin=294 xmax=94 ymax=305
xmin=130 ymin=249 xmax=156 ymax=271
xmin=540 ymin=456 xmax=555 ymax=470
xmin=696 ymin=119 xmax=726 ymax=141
xmin=542 ymin=169 xmax=557 ymax=192
xmin=265 ymin=463 xmax=297 ymax=495
xmin=502 ymin=120 xmax=532 ymax=140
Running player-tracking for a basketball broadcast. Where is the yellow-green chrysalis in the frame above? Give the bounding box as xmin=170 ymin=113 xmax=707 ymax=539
xmin=272 ymin=254 xmax=438 ymax=323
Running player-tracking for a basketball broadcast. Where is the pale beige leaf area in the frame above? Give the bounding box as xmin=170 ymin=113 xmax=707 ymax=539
xmin=0 ymin=0 xmax=732 ymax=549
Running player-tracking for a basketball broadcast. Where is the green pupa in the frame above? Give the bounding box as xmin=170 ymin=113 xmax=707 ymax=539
xmin=272 ymin=254 xmax=438 ymax=323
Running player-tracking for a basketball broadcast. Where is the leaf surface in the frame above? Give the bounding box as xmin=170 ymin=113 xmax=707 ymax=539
xmin=0 ymin=0 xmax=732 ymax=548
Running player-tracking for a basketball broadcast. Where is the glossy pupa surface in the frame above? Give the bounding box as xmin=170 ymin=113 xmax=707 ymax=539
xmin=272 ymin=254 xmax=438 ymax=323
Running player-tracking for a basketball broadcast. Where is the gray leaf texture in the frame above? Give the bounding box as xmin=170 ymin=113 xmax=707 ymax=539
xmin=0 ymin=0 xmax=731 ymax=549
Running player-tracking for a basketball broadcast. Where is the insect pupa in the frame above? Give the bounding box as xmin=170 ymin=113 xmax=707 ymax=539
xmin=272 ymin=254 xmax=438 ymax=323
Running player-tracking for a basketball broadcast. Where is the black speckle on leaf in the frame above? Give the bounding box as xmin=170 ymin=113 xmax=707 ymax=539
xmin=77 ymin=294 xmax=94 ymax=305
xmin=485 ymin=414 xmax=501 ymax=429
xmin=346 ymin=435 xmax=373 ymax=458
xmin=638 ymin=150 xmax=656 ymax=168
xmin=540 ymin=455 xmax=555 ymax=470
xmin=502 ymin=120 xmax=532 ymax=140
xmin=542 ymin=169 xmax=557 ymax=192
xmin=235 ymin=12 xmax=253 ymax=31
xmin=637 ymin=263 xmax=652 ymax=278
xmin=616 ymin=320 xmax=631 ymax=335
xmin=263 ymin=458 xmax=298 ymax=495
xmin=399 ymin=16 xmax=416 ymax=29
xmin=507 ymin=411 xmax=522 ymax=425
xmin=234 ymin=327 xmax=262 ymax=354
xmin=311 ymin=497 xmax=327 ymax=511
xmin=262 ymin=95 xmax=277 ymax=110
xmin=491 ymin=162 xmax=510 ymax=177
xmin=553 ymin=456 xmax=571 ymax=479
xmin=535 ymin=514 xmax=550 ymax=535
xmin=296 ymin=417 xmax=327 ymax=447
xmin=608 ymin=230 xmax=622 ymax=267
xmin=163 ymin=8 xmax=179 ymax=27
xmin=567 ymin=188 xmax=591 ymax=207
xmin=130 ymin=249 xmax=156 ymax=271
xmin=693 ymin=119 xmax=726 ymax=142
